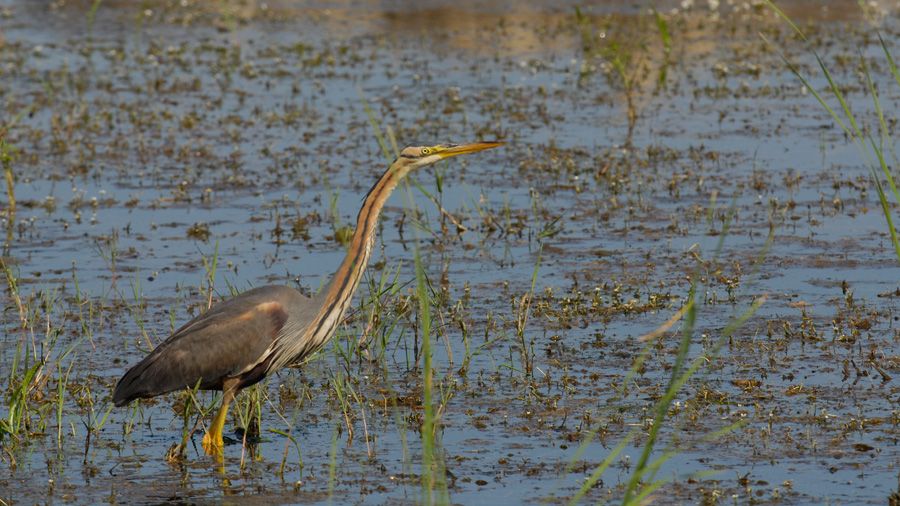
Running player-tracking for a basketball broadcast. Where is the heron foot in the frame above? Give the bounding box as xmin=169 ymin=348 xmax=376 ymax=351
xmin=202 ymin=430 xmax=224 ymax=456
xmin=203 ymin=384 xmax=236 ymax=458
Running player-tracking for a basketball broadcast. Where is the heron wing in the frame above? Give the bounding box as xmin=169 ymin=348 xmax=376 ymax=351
xmin=112 ymin=286 xmax=302 ymax=406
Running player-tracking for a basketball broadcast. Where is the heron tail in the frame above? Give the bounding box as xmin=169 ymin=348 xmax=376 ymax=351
xmin=112 ymin=352 xmax=176 ymax=406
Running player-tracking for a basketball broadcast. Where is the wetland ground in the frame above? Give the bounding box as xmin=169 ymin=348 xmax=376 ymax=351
xmin=0 ymin=0 xmax=898 ymax=504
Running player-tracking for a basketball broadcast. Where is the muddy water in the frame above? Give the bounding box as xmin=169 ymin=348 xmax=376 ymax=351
xmin=0 ymin=0 xmax=898 ymax=504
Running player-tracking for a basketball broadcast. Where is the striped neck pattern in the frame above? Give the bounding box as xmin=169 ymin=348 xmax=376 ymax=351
xmin=268 ymin=163 xmax=408 ymax=370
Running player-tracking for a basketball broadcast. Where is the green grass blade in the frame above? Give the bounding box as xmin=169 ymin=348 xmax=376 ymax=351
xmin=814 ymin=52 xmax=862 ymax=139
xmin=763 ymin=0 xmax=807 ymax=41
xmin=655 ymin=11 xmax=671 ymax=53
xmin=878 ymin=32 xmax=900 ymax=89
xmin=621 ymin=285 xmax=697 ymax=503
xmin=566 ymin=430 xmax=636 ymax=506
xmin=860 ymin=57 xmax=900 ymax=206
xmin=357 ymin=87 xmax=393 ymax=163
xmin=415 ymin=245 xmax=437 ymax=504
xmin=327 ymin=423 xmax=339 ymax=505
xmin=869 ymin=164 xmax=900 ymax=263
xmin=759 ymin=34 xmax=853 ymax=139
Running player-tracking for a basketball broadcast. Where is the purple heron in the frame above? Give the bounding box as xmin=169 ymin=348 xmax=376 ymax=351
xmin=112 ymin=141 xmax=503 ymax=454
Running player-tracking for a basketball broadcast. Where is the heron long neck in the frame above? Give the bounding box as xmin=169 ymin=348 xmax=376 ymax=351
xmin=303 ymin=164 xmax=406 ymax=350
xmin=268 ymin=163 xmax=408 ymax=371
xmin=321 ymin=168 xmax=403 ymax=310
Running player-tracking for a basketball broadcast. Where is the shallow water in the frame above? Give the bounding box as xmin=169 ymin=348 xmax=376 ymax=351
xmin=1 ymin=0 xmax=898 ymax=504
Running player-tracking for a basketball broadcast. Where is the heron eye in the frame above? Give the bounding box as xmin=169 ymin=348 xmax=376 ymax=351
xmin=421 ymin=148 xmax=431 ymax=155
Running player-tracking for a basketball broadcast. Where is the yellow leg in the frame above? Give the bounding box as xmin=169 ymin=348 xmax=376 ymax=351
xmin=202 ymin=386 xmax=236 ymax=456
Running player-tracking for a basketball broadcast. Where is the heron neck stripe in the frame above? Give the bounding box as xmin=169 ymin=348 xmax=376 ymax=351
xmin=307 ymin=169 xmax=398 ymax=351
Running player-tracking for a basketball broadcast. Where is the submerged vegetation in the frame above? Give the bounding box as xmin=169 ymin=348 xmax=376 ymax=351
xmin=0 ymin=0 xmax=898 ymax=504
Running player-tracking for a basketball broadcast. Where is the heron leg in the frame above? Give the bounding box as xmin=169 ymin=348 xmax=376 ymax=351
xmin=202 ymin=380 xmax=238 ymax=456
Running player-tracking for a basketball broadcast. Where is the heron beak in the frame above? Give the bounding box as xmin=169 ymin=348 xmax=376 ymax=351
xmin=436 ymin=141 xmax=504 ymax=160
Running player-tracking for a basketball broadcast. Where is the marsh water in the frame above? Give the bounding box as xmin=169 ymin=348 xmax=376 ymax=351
xmin=0 ymin=0 xmax=898 ymax=504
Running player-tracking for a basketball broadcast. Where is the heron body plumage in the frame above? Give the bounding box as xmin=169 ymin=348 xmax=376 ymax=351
xmin=112 ymin=141 xmax=503 ymax=454
xmin=112 ymin=285 xmax=313 ymax=406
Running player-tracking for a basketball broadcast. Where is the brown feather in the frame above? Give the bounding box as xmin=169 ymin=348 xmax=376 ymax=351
xmin=112 ymin=286 xmax=294 ymax=406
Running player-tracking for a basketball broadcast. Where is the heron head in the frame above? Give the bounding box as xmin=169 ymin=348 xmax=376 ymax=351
xmin=395 ymin=141 xmax=503 ymax=174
